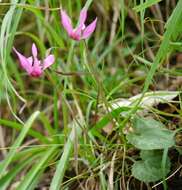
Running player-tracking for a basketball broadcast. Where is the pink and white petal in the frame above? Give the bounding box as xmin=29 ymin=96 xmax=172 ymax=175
xmin=13 ymin=47 xmax=32 ymax=74
xmin=74 ymin=9 xmax=87 ymax=35
xmin=78 ymin=8 xmax=87 ymax=26
xmin=43 ymin=54 xmax=55 ymax=70
xmin=27 ymin=56 xmax=33 ymax=64
xmin=61 ymin=10 xmax=73 ymax=35
xmin=74 ymin=23 xmax=86 ymax=38
xmin=32 ymin=43 xmax=38 ymax=58
xmin=81 ymin=18 xmax=97 ymax=39
xmin=33 ymin=59 xmax=41 ymax=70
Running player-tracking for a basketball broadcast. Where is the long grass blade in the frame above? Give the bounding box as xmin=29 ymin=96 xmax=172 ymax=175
xmin=0 ymin=111 xmax=40 ymax=177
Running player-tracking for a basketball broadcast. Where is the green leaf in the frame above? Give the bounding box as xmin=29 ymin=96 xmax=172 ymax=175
xmin=133 ymin=0 xmax=162 ymax=12
xmin=17 ymin=147 xmax=58 ymax=190
xmin=142 ymin=0 xmax=182 ymax=94
xmin=0 ymin=118 xmax=50 ymax=144
xmin=0 ymin=111 xmax=40 ymax=178
xmin=126 ymin=117 xmax=175 ymax=150
xmin=50 ymin=118 xmax=82 ymax=190
xmin=0 ymin=153 xmax=41 ymax=190
xmin=132 ymin=150 xmax=171 ymax=182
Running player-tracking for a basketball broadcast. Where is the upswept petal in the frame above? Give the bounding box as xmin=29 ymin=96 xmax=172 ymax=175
xmin=78 ymin=8 xmax=87 ymax=27
xmin=74 ymin=8 xmax=87 ymax=36
xmin=13 ymin=47 xmax=32 ymax=74
xmin=61 ymin=10 xmax=73 ymax=35
xmin=43 ymin=54 xmax=55 ymax=70
xmin=32 ymin=43 xmax=38 ymax=58
xmin=81 ymin=18 xmax=97 ymax=39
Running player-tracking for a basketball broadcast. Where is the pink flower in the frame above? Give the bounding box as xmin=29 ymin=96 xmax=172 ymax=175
xmin=61 ymin=8 xmax=97 ymax=41
xmin=13 ymin=43 xmax=55 ymax=77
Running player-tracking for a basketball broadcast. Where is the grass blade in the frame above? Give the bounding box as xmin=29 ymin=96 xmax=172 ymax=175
xmin=17 ymin=146 xmax=58 ymax=189
xmin=50 ymin=119 xmax=82 ymax=190
xmin=143 ymin=0 xmax=182 ymax=93
xmin=0 ymin=111 xmax=40 ymax=177
xmin=133 ymin=0 xmax=162 ymax=12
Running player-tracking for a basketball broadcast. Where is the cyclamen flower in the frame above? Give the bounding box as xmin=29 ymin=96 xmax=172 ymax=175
xmin=61 ymin=8 xmax=97 ymax=41
xmin=13 ymin=43 xmax=55 ymax=77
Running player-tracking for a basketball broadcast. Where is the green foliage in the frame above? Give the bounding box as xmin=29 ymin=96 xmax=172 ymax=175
xmin=0 ymin=111 xmax=40 ymax=177
xmin=50 ymin=119 xmax=82 ymax=190
xmin=127 ymin=117 xmax=175 ymax=150
xmin=133 ymin=0 xmax=162 ymax=12
xmin=0 ymin=0 xmax=181 ymax=189
xmin=132 ymin=150 xmax=171 ymax=183
xmin=142 ymin=0 xmax=182 ymax=94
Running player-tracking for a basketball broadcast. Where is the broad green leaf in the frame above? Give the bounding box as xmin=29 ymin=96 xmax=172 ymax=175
xmin=132 ymin=150 xmax=171 ymax=182
xmin=126 ymin=117 xmax=175 ymax=150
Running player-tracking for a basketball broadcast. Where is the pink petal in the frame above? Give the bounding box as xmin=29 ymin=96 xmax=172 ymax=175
xmin=13 ymin=47 xmax=33 ymax=74
xmin=81 ymin=18 xmax=97 ymax=39
xmin=32 ymin=58 xmax=41 ymax=69
xmin=27 ymin=56 xmax=33 ymax=64
xmin=43 ymin=54 xmax=55 ymax=70
xmin=61 ymin=10 xmax=73 ymax=35
xmin=74 ymin=8 xmax=87 ymax=37
xmin=32 ymin=43 xmax=38 ymax=58
xmin=78 ymin=8 xmax=87 ymax=27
